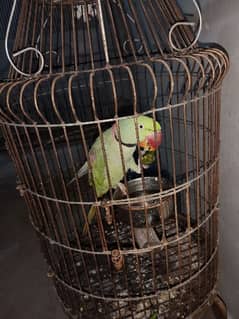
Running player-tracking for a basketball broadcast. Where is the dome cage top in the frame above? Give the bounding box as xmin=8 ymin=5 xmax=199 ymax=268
xmin=0 ymin=0 xmax=229 ymax=127
xmin=2 ymin=0 xmax=228 ymax=79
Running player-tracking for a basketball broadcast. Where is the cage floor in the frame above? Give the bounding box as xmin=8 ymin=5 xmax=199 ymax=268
xmin=49 ymin=216 xmax=217 ymax=319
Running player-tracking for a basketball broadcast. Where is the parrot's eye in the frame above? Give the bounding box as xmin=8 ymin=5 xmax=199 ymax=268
xmin=139 ymin=124 xmax=144 ymax=129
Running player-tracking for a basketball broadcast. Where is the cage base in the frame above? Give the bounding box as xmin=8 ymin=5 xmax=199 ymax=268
xmin=62 ymin=291 xmax=227 ymax=319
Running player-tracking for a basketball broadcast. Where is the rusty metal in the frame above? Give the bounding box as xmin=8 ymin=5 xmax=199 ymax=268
xmin=111 ymin=249 xmax=124 ymax=272
xmin=0 ymin=1 xmax=229 ymax=318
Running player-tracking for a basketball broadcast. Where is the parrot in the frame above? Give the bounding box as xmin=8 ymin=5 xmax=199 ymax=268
xmin=68 ymin=115 xmax=162 ymax=235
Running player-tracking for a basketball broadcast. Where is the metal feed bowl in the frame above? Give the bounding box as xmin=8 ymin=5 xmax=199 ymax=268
xmin=113 ymin=177 xmax=174 ymax=228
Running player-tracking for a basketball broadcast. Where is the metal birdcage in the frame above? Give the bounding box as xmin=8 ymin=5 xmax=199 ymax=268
xmin=0 ymin=0 xmax=229 ymax=318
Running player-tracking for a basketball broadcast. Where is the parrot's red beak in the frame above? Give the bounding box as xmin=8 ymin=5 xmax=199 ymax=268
xmin=140 ymin=130 xmax=162 ymax=151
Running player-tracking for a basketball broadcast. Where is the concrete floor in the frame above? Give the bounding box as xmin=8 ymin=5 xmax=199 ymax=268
xmin=0 ymin=151 xmax=217 ymax=319
xmin=0 ymin=151 xmax=65 ymax=319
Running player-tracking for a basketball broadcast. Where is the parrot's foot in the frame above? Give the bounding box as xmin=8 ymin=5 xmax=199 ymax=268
xmin=116 ymin=182 xmax=128 ymax=197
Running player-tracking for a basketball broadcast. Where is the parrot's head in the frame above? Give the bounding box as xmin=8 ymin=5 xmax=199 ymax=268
xmin=116 ymin=115 xmax=162 ymax=150
xmin=137 ymin=116 xmax=162 ymax=151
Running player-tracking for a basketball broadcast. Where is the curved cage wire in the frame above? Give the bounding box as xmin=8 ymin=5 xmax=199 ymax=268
xmin=0 ymin=1 xmax=229 ymax=318
xmin=8 ymin=0 xmax=196 ymax=78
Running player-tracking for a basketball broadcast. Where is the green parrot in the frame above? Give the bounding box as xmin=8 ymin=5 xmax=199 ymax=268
xmin=68 ymin=115 xmax=162 ymax=235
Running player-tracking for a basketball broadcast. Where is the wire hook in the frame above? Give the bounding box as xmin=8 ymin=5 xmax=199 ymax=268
xmin=5 ymin=0 xmax=44 ymax=77
xmin=168 ymin=0 xmax=202 ymax=52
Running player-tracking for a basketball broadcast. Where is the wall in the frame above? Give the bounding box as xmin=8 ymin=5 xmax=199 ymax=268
xmin=198 ymin=0 xmax=238 ymax=317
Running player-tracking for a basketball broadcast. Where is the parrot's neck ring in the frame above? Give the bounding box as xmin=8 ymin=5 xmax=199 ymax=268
xmin=112 ymin=124 xmax=136 ymax=148
xmin=114 ymin=132 xmax=136 ymax=147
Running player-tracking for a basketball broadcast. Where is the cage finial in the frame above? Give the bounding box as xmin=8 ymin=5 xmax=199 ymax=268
xmin=169 ymin=0 xmax=202 ymax=52
xmin=5 ymin=0 xmax=45 ymax=77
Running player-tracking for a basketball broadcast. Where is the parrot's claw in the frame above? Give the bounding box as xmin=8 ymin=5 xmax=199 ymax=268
xmin=116 ymin=182 xmax=128 ymax=196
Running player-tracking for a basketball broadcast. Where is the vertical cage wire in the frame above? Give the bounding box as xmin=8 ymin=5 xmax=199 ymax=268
xmin=0 ymin=1 xmax=229 ymax=318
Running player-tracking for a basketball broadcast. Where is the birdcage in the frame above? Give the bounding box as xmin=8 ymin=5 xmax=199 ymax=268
xmin=0 ymin=0 xmax=229 ymax=318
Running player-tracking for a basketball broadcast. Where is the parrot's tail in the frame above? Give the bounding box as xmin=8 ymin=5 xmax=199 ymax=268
xmin=82 ymin=205 xmax=96 ymax=236
xmin=67 ymin=162 xmax=88 ymax=186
